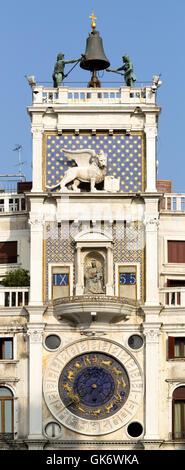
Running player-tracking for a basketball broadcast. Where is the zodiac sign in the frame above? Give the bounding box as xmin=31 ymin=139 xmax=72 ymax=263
xmin=67 ymin=370 xmax=74 ymax=380
xmin=100 ymin=360 xmax=112 ymax=366
xmin=92 ymin=409 xmax=101 ymax=417
xmin=117 ymin=379 xmax=121 ymax=389
xmin=115 ymin=392 xmax=123 ymax=402
xmin=74 ymin=362 xmax=82 ymax=369
xmin=63 ymin=383 xmax=72 ymax=393
xmin=122 ymin=378 xmax=126 ymax=388
xmin=105 ymin=403 xmax=113 ymax=414
xmin=84 ymin=355 xmax=91 ymax=365
xmin=112 ymin=367 xmax=122 ymax=376
xmin=92 ymin=355 xmax=98 ymax=364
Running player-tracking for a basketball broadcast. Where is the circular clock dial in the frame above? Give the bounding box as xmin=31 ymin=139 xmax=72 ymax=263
xmin=58 ymin=352 xmax=130 ymax=420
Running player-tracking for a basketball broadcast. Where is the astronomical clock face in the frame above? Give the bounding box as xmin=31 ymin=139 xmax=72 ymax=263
xmin=58 ymin=352 xmax=130 ymax=420
xmin=43 ymin=339 xmax=143 ymax=436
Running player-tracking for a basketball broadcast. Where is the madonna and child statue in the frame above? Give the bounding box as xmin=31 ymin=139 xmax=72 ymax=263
xmin=84 ymin=259 xmax=104 ymax=294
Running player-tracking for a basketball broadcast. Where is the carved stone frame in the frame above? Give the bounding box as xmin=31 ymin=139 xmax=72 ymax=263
xmin=74 ymin=230 xmax=114 ymax=295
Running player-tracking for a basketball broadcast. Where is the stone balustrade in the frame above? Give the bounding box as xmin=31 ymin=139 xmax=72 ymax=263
xmin=0 ymin=193 xmax=26 ymax=212
xmin=161 ymin=194 xmax=185 ymax=211
xmin=160 ymin=287 xmax=185 ymax=307
xmin=32 ymin=85 xmax=156 ymax=106
xmin=0 ymin=287 xmax=29 ymax=307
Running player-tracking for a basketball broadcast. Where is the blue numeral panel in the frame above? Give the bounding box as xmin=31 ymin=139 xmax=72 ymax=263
xmin=53 ymin=273 xmax=69 ymax=286
xmin=119 ymin=273 xmax=136 ymax=285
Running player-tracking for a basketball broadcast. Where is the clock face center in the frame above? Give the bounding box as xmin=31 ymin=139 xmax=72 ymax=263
xmin=91 ymin=383 xmax=97 ymax=389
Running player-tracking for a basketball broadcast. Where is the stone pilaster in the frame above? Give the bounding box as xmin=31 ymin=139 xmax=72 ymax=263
xmin=27 ymin=320 xmax=45 ymax=439
xmin=29 ymin=212 xmax=44 ymax=306
xmin=144 ymin=198 xmax=159 ymax=306
xmin=31 ymin=126 xmax=44 ymax=192
xmin=143 ymin=323 xmax=161 ymax=439
xmin=145 ymin=125 xmax=157 ymax=193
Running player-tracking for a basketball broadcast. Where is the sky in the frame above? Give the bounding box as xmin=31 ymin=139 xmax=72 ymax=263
xmin=0 ymin=0 xmax=184 ymax=192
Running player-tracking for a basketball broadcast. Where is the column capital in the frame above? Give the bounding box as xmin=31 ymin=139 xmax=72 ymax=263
xmin=28 ymin=215 xmax=45 ymax=228
xmin=144 ymin=125 xmax=158 ymax=138
xmin=31 ymin=125 xmax=44 ymax=137
xmin=27 ymin=328 xmax=44 ymax=343
xmin=143 ymin=323 xmax=161 ymax=342
xmin=27 ymin=322 xmax=45 ymax=341
xmin=144 ymin=216 xmax=159 ymax=231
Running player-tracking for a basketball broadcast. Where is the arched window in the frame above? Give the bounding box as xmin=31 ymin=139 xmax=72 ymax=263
xmin=0 ymin=387 xmax=14 ymax=437
xmin=172 ymin=386 xmax=185 ymax=439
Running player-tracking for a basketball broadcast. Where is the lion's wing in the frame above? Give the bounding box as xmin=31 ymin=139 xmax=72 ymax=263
xmin=61 ymin=148 xmax=96 ymax=166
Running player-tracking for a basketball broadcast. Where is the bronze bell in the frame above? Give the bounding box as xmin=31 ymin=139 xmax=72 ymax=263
xmin=80 ymin=29 xmax=110 ymax=72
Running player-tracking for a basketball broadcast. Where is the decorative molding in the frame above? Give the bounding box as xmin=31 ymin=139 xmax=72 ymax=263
xmin=0 ymin=378 xmax=19 ymax=383
xmin=53 ymin=294 xmax=138 ymax=307
xmin=80 ymin=330 xmax=107 ymax=337
xmin=166 ymin=379 xmax=185 ymax=383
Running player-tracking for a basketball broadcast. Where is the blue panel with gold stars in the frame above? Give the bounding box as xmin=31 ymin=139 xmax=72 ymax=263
xmin=44 ymin=132 xmax=145 ymax=193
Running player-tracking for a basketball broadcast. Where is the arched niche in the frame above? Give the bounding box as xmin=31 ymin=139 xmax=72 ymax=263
xmin=84 ymin=251 xmax=105 ymax=294
xmin=74 ymin=230 xmax=113 ymax=296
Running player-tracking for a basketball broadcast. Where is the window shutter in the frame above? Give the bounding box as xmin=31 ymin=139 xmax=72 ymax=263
xmin=0 ymin=242 xmax=17 ymax=263
xmin=168 ymin=241 xmax=185 ymax=263
xmin=168 ymin=336 xmax=175 ymax=359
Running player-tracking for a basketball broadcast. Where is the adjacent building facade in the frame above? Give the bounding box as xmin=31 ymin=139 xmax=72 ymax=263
xmin=0 ymin=63 xmax=185 ymax=451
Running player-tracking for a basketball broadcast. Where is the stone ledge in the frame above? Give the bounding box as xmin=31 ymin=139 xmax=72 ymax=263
xmin=53 ymin=294 xmax=139 ymax=307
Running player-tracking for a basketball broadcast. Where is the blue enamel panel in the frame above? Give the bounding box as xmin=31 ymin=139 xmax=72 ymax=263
xmin=45 ymin=133 xmax=144 ymax=193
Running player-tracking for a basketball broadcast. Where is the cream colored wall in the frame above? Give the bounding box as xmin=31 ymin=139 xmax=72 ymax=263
xmin=0 ymin=214 xmax=30 ymax=280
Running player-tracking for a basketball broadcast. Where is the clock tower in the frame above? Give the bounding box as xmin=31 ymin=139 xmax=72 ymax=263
xmin=26 ymin=15 xmax=162 ymax=448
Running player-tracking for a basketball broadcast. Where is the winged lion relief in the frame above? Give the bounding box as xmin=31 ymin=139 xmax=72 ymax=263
xmin=46 ymin=148 xmax=107 ymax=192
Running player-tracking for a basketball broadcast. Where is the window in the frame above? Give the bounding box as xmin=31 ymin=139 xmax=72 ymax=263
xmin=0 ymin=200 xmax=4 ymax=212
xmin=45 ymin=335 xmax=61 ymax=350
xmin=128 ymin=335 xmax=143 ymax=350
xmin=168 ymin=337 xmax=185 ymax=359
xmin=0 ymin=387 xmax=14 ymax=437
xmin=167 ymin=280 xmax=185 ymax=287
xmin=127 ymin=421 xmax=143 ymax=438
xmin=172 ymin=387 xmax=185 ymax=440
xmin=0 ymin=242 xmax=17 ymax=264
xmin=0 ymin=339 xmax=13 ymax=359
xmin=118 ymin=265 xmax=137 ymax=300
xmin=168 ymin=241 xmax=185 ymax=263
xmin=52 ymin=266 xmax=70 ymax=299
xmin=45 ymin=422 xmax=61 ymax=438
